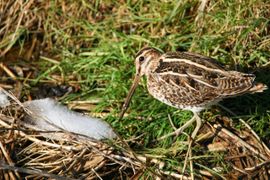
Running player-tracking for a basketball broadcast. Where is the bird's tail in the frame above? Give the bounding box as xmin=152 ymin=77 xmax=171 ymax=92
xmin=249 ymin=83 xmax=268 ymax=93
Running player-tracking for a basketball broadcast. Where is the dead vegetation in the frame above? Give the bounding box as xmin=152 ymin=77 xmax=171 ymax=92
xmin=1 ymin=94 xmax=270 ymax=179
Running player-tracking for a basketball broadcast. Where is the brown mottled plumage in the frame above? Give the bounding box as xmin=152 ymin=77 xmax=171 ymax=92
xmin=119 ymin=47 xmax=267 ymax=138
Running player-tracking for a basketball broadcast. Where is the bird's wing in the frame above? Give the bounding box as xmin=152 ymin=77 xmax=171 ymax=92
xmin=152 ymin=52 xmax=255 ymax=100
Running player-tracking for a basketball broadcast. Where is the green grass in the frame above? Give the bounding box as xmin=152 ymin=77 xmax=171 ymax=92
xmin=13 ymin=0 xmax=270 ymax=177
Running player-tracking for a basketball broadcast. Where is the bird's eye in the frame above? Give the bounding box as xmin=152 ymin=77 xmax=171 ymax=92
xmin=139 ymin=56 xmax=145 ymax=62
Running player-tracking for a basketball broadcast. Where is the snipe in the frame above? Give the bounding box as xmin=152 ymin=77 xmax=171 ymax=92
xmin=120 ymin=47 xmax=267 ymax=139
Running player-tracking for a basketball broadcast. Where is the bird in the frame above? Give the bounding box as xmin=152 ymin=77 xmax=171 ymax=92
xmin=119 ymin=47 xmax=267 ymax=139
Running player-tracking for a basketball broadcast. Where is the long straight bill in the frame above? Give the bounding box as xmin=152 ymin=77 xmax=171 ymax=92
xmin=119 ymin=74 xmax=140 ymax=120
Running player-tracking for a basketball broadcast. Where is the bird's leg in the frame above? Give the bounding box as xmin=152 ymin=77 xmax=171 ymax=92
xmin=191 ymin=112 xmax=202 ymax=139
xmin=158 ymin=114 xmax=197 ymax=141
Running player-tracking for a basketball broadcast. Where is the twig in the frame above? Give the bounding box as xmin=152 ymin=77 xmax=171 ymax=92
xmin=245 ymin=160 xmax=270 ymax=171
xmin=0 ymin=0 xmax=24 ymax=57
xmin=112 ymin=154 xmax=191 ymax=179
xmin=0 ymin=161 xmax=75 ymax=180
xmin=231 ymin=164 xmax=249 ymax=176
xmin=189 ymin=143 xmax=194 ymax=180
xmin=182 ymin=137 xmax=192 ymax=178
xmin=161 ymin=171 xmax=191 ymax=179
xmin=65 ymin=148 xmax=88 ymax=172
xmin=91 ymin=168 xmax=103 ymax=180
xmin=0 ymin=141 xmax=19 ymax=179
xmin=213 ymin=124 xmax=268 ymax=161
xmin=238 ymin=118 xmax=270 ymax=155
xmin=218 ymin=104 xmax=270 ymax=156
xmin=0 ymin=63 xmax=17 ymax=80
xmin=136 ymin=154 xmax=165 ymax=169
xmin=40 ymin=56 xmax=60 ymax=64
xmin=110 ymin=154 xmax=141 ymax=167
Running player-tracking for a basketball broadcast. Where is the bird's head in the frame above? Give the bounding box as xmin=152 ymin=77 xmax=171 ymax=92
xmin=119 ymin=47 xmax=161 ymax=119
xmin=134 ymin=47 xmax=162 ymax=76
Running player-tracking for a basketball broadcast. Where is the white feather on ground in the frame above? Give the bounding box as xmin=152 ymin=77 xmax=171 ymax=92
xmin=23 ymin=98 xmax=116 ymax=140
xmin=0 ymin=90 xmax=10 ymax=108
